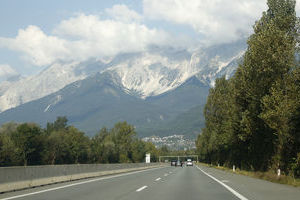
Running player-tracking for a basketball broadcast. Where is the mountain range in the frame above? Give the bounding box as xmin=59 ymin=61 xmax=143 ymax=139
xmin=0 ymin=40 xmax=246 ymax=138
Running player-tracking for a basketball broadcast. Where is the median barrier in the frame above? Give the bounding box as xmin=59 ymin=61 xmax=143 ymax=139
xmin=0 ymin=163 xmax=164 ymax=193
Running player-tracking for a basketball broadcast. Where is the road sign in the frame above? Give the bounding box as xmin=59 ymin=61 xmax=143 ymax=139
xmin=145 ymin=153 xmax=151 ymax=163
xmin=158 ymin=155 xmax=198 ymax=162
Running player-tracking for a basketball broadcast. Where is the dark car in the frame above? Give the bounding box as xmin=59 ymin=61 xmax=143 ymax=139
xmin=171 ymin=160 xmax=177 ymax=166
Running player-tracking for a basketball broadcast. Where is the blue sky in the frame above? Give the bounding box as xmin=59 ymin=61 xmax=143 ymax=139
xmin=0 ymin=0 xmax=143 ymax=76
xmin=0 ymin=0 xmax=298 ymax=81
xmin=0 ymin=0 xmax=143 ymax=37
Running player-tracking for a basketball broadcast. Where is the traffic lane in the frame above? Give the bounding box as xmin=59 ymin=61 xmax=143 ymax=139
xmin=198 ymin=164 xmax=300 ymax=200
xmin=133 ymin=166 xmax=240 ymax=200
xmin=0 ymin=166 xmax=171 ymax=200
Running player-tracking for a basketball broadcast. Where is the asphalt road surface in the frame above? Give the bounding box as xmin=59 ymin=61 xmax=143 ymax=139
xmin=1 ymin=164 xmax=300 ymax=200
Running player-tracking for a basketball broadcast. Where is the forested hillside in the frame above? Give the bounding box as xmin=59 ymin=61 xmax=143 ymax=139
xmin=196 ymin=0 xmax=300 ymax=177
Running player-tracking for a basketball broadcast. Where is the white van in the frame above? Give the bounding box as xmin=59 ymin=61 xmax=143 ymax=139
xmin=186 ymin=159 xmax=193 ymax=166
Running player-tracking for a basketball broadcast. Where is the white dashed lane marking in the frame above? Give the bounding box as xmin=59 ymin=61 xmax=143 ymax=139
xmin=196 ymin=166 xmax=248 ymax=200
xmin=136 ymin=186 xmax=148 ymax=192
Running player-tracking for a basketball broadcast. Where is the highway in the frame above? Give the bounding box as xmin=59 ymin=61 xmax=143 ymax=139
xmin=1 ymin=164 xmax=300 ymax=200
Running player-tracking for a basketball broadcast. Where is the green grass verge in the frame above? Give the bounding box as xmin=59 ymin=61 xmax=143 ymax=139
xmin=197 ymin=163 xmax=300 ymax=187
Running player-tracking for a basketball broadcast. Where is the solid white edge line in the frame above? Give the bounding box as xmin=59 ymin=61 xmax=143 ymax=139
xmin=1 ymin=166 xmax=167 ymax=200
xmin=195 ymin=166 xmax=249 ymax=200
xmin=136 ymin=186 xmax=147 ymax=192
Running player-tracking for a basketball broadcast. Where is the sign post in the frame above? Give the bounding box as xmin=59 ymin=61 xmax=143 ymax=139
xmin=145 ymin=153 xmax=151 ymax=163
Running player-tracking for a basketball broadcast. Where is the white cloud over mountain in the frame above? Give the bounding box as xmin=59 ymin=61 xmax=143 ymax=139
xmin=0 ymin=6 xmax=176 ymax=67
xmin=0 ymin=1 xmax=299 ymax=68
xmin=0 ymin=26 xmax=69 ymax=66
xmin=54 ymin=13 xmax=173 ymax=57
xmin=143 ymin=0 xmax=267 ymax=44
xmin=0 ymin=64 xmax=18 ymax=81
xmin=105 ymin=4 xmax=143 ymax=23
xmin=144 ymin=0 xmax=300 ymax=44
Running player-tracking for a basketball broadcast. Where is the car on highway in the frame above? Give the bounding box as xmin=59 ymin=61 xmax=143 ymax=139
xmin=171 ymin=160 xmax=177 ymax=166
xmin=186 ymin=159 xmax=193 ymax=166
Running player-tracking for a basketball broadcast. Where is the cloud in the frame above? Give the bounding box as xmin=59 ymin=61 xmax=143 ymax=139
xmin=105 ymin=4 xmax=143 ymax=23
xmin=0 ymin=5 xmax=178 ymax=67
xmin=0 ymin=26 xmax=69 ymax=66
xmin=54 ymin=13 xmax=178 ymax=60
xmin=0 ymin=64 xmax=18 ymax=81
xmin=3 ymin=1 xmax=298 ymax=67
xmin=144 ymin=0 xmax=300 ymax=44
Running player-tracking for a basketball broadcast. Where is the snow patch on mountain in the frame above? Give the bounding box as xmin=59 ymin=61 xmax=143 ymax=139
xmin=44 ymin=95 xmax=62 ymax=112
xmin=195 ymin=49 xmax=245 ymax=87
xmin=107 ymin=46 xmax=245 ymax=97
xmin=107 ymin=52 xmax=199 ymax=98
xmin=0 ymin=58 xmax=108 ymax=112
xmin=0 ymin=62 xmax=84 ymax=112
xmin=0 ymin=41 xmax=246 ymax=113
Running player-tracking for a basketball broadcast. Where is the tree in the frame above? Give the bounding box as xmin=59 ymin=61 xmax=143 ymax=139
xmin=0 ymin=122 xmax=20 ymax=166
xmin=131 ymin=140 xmax=146 ymax=163
xmin=261 ymin=67 xmax=300 ymax=174
xmin=0 ymin=119 xmax=160 ymax=166
xmin=0 ymin=132 xmax=20 ymax=166
xmin=46 ymin=116 xmax=68 ymax=134
xmin=231 ymin=0 xmax=297 ymax=170
xmin=144 ymin=142 xmax=159 ymax=162
xmin=11 ymin=123 xmax=44 ymax=166
xmin=111 ymin=122 xmax=136 ymax=163
xmin=197 ymin=0 xmax=299 ymax=172
xmin=196 ymin=77 xmax=239 ymax=166
xmin=0 ymin=122 xmax=19 ymax=135
xmin=43 ymin=129 xmax=70 ymax=165
xmin=91 ymin=127 xmax=109 ymax=163
xmin=65 ymin=126 xmax=90 ymax=164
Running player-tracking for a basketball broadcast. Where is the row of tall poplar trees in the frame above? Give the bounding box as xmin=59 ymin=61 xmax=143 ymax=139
xmin=196 ymin=0 xmax=300 ymax=177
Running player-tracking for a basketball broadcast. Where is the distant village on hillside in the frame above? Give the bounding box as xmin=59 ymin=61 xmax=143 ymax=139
xmin=142 ymin=135 xmax=196 ymax=150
